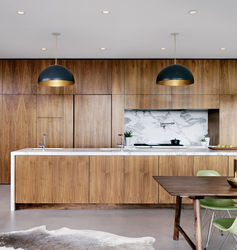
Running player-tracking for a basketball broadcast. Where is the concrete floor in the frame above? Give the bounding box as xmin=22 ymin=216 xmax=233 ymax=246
xmin=0 ymin=185 xmax=237 ymax=250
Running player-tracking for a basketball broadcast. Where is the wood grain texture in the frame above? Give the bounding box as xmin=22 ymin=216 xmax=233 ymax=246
xmin=208 ymin=110 xmax=219 ymax=145
xmin=220 ymin=60 xmax=237 ymax=94
xmin=74 ymin=95 xmax=111 ymax=148
xmin=219 ymin=95 xmax=237 ymax=145
xmin=171 ymin=60 xmax=220 ymax=95
xmin=172 ymin=95 xmax=219 ymax=109
xmin=193 ymin=156 xmax=229 ymax=176
xmin=3 ymin=60 xmax=37 ymax=94
xmin=53 ymin=156 xmax=89 ymax=203
xmin=63 ymin=95 xmax=73 ymax=147
xmin=3 ymin=95 xmax=36 ymax=183
xmin=90 ymin=156 xmax=124 ymax=203
xmin=15 ymin=156 xmax=53 ymax=203
xmin=228 ymin=156 xmax=237 ymax=177
xmin=73 ymin=60 xmax=111 ymax=94
xmin=112 ymin=60 xmax=125 ymax=94
xmin=0 ymin=60 xmax=2 ymax=94
xmin=112 ymin=95 xmax=124 ymax=148
xmin=159 ymin=156 xmax=194 ymax=204
xmin=125 ymin=95 xmax=172 ymax=109
xmin=37 ymin=95 xmax=64 ymax=117
xmin=0 ymin=96 xmax=2 ymax=182
xmin=124 ymin=156 xmax=158 ymax=204
xmin=125 ymin=60 xmax=172 ymax=94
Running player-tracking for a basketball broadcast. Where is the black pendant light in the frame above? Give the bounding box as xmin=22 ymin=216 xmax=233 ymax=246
xmin=156 ymin=33 xmax=194 ymax=86
xmin=38 ymin=33 xmax=75 ymax=87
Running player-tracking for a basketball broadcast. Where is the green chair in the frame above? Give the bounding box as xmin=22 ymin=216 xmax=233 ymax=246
xmin=197 ymin=170 xmax=237 ymax=250
xmin=213 ymin=217 xmax=237 ymax=250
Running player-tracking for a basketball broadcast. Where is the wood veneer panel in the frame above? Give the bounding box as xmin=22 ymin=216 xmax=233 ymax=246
xmin=112 ymin=60 xmax=125 ymax=94
xmin=90 ymin=156 xmax=124 ymax=203
xmin=125 ymin=60 xmax=172 ymax=94
xmin=228 ymin=156 xmax=237 ymax=177
xmin=0 ymin=60 xmax=2 ymax=94
xmin=125 ymin=95 xmax=171 ymax=109
xmin=159 ymin=156 xmax=193 ymax=204
xmin=194 ymin=156 xmax=228 ymax=176
xmin=172 ymin=95 xmax=219 ymax=109
xmin=63 ymin=95 xmax=73 ymax=148
xmin=15 ymin=156 xmax=53 ymax=203
xmin=220 ymin=60 xmax=237 ymax=94
xmin=0 ymin=95 xmax=2 ymax=183
xmin=74 ymin=95 xmax=111 ymax=148
xmin=3 ymin=95 xmax=36 ymax=183
xmin=37 ymin=95 xmax=64 ymax=118
xmin=3 ymin=60 xmax=37 ymax=94
xmin=219 ymin=95 xmax=237 ymax=145
xmin=53 ymin=156 xmax=89 ymax=203
xmin=73 ymin=60 xmax=111 ymax=94
xmin=112 ymin=95 xmax=124 ymax=148
xmin=208 ymin=110 xmax=219 ymax=145
xmin=124 ymin=156 xmax=158 ymax=204
xmin=172 ymin=60 xmax=220 ymax=95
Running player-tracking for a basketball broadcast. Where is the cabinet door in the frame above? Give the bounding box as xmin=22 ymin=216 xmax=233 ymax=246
xmin=124 ymin=156 xmax=158 ymax=204
xmin=53 ymin=156 xmax=89 ymax=203
xmin=90 ymin=156 xmax=124 ymax=203
xmin=15 ymin=156 xmax=53 ymax=203
xmin=194 ymin=156 xmax=229 ymax=176
xmin=159 ymin=156 xmax=194 ymax=204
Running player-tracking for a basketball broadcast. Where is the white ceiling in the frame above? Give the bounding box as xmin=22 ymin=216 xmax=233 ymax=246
xmin=1 ymin=0 xmax=237 ymax=59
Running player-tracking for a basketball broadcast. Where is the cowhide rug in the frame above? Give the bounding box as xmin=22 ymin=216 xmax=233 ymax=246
xmin=0 ymin=226 xmax=156 ymax=250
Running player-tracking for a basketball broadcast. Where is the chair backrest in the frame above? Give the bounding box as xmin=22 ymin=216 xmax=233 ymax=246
xmin=197 ymin=170 xmax=221 ymax=176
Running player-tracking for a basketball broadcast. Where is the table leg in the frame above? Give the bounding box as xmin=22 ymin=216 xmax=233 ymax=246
xmin=193 ymin=199 xmax=203 ymax=250
xmin=173 ymin=196 xmax=182 ymax=240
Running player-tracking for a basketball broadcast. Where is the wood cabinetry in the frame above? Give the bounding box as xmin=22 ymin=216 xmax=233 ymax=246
xmin=112 ymin=60 xmax=125 ymax=94
xmin=159 ymin=156 xmax=194 ymax=204
xmin=124 ymin=156 xmax=158 ymax=204
xmin=0 ymin=60 xmax=2 ymax=94
xmin=15 ymin=155 xmax=89 ymax=203
xmin=90 ymin=156 xmax=124 ymax=203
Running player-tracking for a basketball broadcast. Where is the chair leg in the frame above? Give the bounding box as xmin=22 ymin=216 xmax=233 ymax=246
xmin=219 ymin=233 xmax=230 ymax=250
xmin=204 ymin=211 xmax=216 ymax=249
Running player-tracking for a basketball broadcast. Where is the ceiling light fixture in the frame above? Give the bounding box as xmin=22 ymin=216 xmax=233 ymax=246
xmin=38 ymin=33 xmax=75 ymax=87
xmin=102 ymin=10 xmax=110 ymax=14
xmin=41 ymin=48 xmax=47 ymax=51
xmin=17 ymin=11 xmax=25 ymax=15
xmin=160 ymin=48 xmax=166 ymax=50
xmin=100 ymin=48 xmax=106 ymax=50
xmin=220 ymin=48 xmax=226 ymax=51
xmin=156 ymin=33 xmax=194 ymax=86
xmin=188 ymin=10 xmax=197 ymax=14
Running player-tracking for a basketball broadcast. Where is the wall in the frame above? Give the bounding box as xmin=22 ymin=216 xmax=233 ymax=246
xmin=0 ymin=59 xmax=237 ymax=183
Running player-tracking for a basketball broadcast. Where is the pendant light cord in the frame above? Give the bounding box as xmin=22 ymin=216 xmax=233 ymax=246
xmin=174 ymin=33 xmax=176 ymax=65
xmin=55 ymin=34 xmax=57 ymax=65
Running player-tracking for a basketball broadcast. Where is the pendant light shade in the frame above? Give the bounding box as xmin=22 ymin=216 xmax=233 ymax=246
xmin=38 ymin=33 xmax=75 ymax=87
xmin=156 ymin=33 xmax=194 ymax=86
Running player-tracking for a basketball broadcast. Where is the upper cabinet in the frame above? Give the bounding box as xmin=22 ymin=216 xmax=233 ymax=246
xmin=125 ymin=60 xmax=172 ymax=94
xmin=220 ymin=60 xmax=237 ymax=94
xmin=73 ymin=60 xmax=111 ymax=94
xmin=0 ymin=60 xmax=2 ymax=94
xmin=171 ymin=60 xmax=220 ymax=95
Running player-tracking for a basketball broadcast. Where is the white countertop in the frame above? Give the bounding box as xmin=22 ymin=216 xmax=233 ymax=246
xmin=10 ymin=147 xmax=237 ymax=156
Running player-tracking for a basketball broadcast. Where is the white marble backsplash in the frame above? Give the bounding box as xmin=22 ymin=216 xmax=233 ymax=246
xmin=124 ymin=110 xmax=208 ymax=146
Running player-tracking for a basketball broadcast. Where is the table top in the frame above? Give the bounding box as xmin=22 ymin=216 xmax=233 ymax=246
xmin=153 ymin=176 xmax=237 ymax=198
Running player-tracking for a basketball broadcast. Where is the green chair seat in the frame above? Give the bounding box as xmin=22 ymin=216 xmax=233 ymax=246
xmin=200 ymin=199 xmax=237 ymax=210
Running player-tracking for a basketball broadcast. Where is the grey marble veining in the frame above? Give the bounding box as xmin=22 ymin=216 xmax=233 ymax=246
xmin=124 ymin=110 xmax=208 ymax=146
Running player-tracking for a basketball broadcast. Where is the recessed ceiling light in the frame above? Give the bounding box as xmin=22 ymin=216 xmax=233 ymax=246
xmin=41 ymin=48 xmax=47 ymax=51
xmin=102 ymin=10 xmax=110 ymax=14
xmin=100 ymin=48 xmax=106 ymax=50
xmin=17 ymin=11 xmax=25 ymax=15
xmin=160 ymin=48 xmax=166 ymax=51
xmin=188 ymin=10 xmax=197 ymax=14
xmin=220 ymin=48 xmax=226 ymax=51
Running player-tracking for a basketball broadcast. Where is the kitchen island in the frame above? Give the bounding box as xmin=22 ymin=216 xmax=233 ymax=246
xmin=11 ymin=147 xmax=237 ymax=211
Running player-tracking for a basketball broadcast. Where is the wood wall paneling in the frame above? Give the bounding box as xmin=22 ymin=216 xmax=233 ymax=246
xmin=219 ymin=95 xmax=237 ymax=145
xmin=125 ymin=60 xmax=172 ymax=94
xmin=193 ymin=156 xmax=229 ymax=176
xmin=171 ymin=95 xmax=219 ymax=109
xmin=125 ymin=95 xmax=172 ymax=109
xmin=124 ymin=156 xmax=158 ymax=204
xmin=74 ymin=95 xmax=111 ymax=148
xmin=112 ymin=60 xmax=125 ymax=94
xmin=220 ymin=60 xmax=237 ymax=94
xmin=73 ymin=60 xmax=111 ymax=94
xmin=53 ymin=156 xmax=89 ymax=203
xmin=0 ymin=60 xmax=2 ymax=94
xmin=208 ymin=110 xmax=219 ymax=145
xmin=112 ymin=95 xmax=125 ymax=148
xmin=172 ymin=60 xmax=220 ymax=95
xmin=90 ymin=156 xmax=124 ymax=203
xmin=159 ymin=156 xmax=194 ymax=204
xmin=3 ymin=95 xmax=37 ymax=183
xmin=15 ymin=156 xmax=53 ymax=203
xmin=3 ymin=60 xmax=37 ymax=94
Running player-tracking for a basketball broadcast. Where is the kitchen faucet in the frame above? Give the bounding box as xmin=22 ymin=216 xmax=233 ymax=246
xmin=38 ymin=134 xmax=47 ymax=149
xmin=117 ymin=134 xmax=124 ymax=150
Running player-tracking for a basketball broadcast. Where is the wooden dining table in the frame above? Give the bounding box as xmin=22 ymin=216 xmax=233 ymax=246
xmin=153 ymin=176 xmax=237 ymax=250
